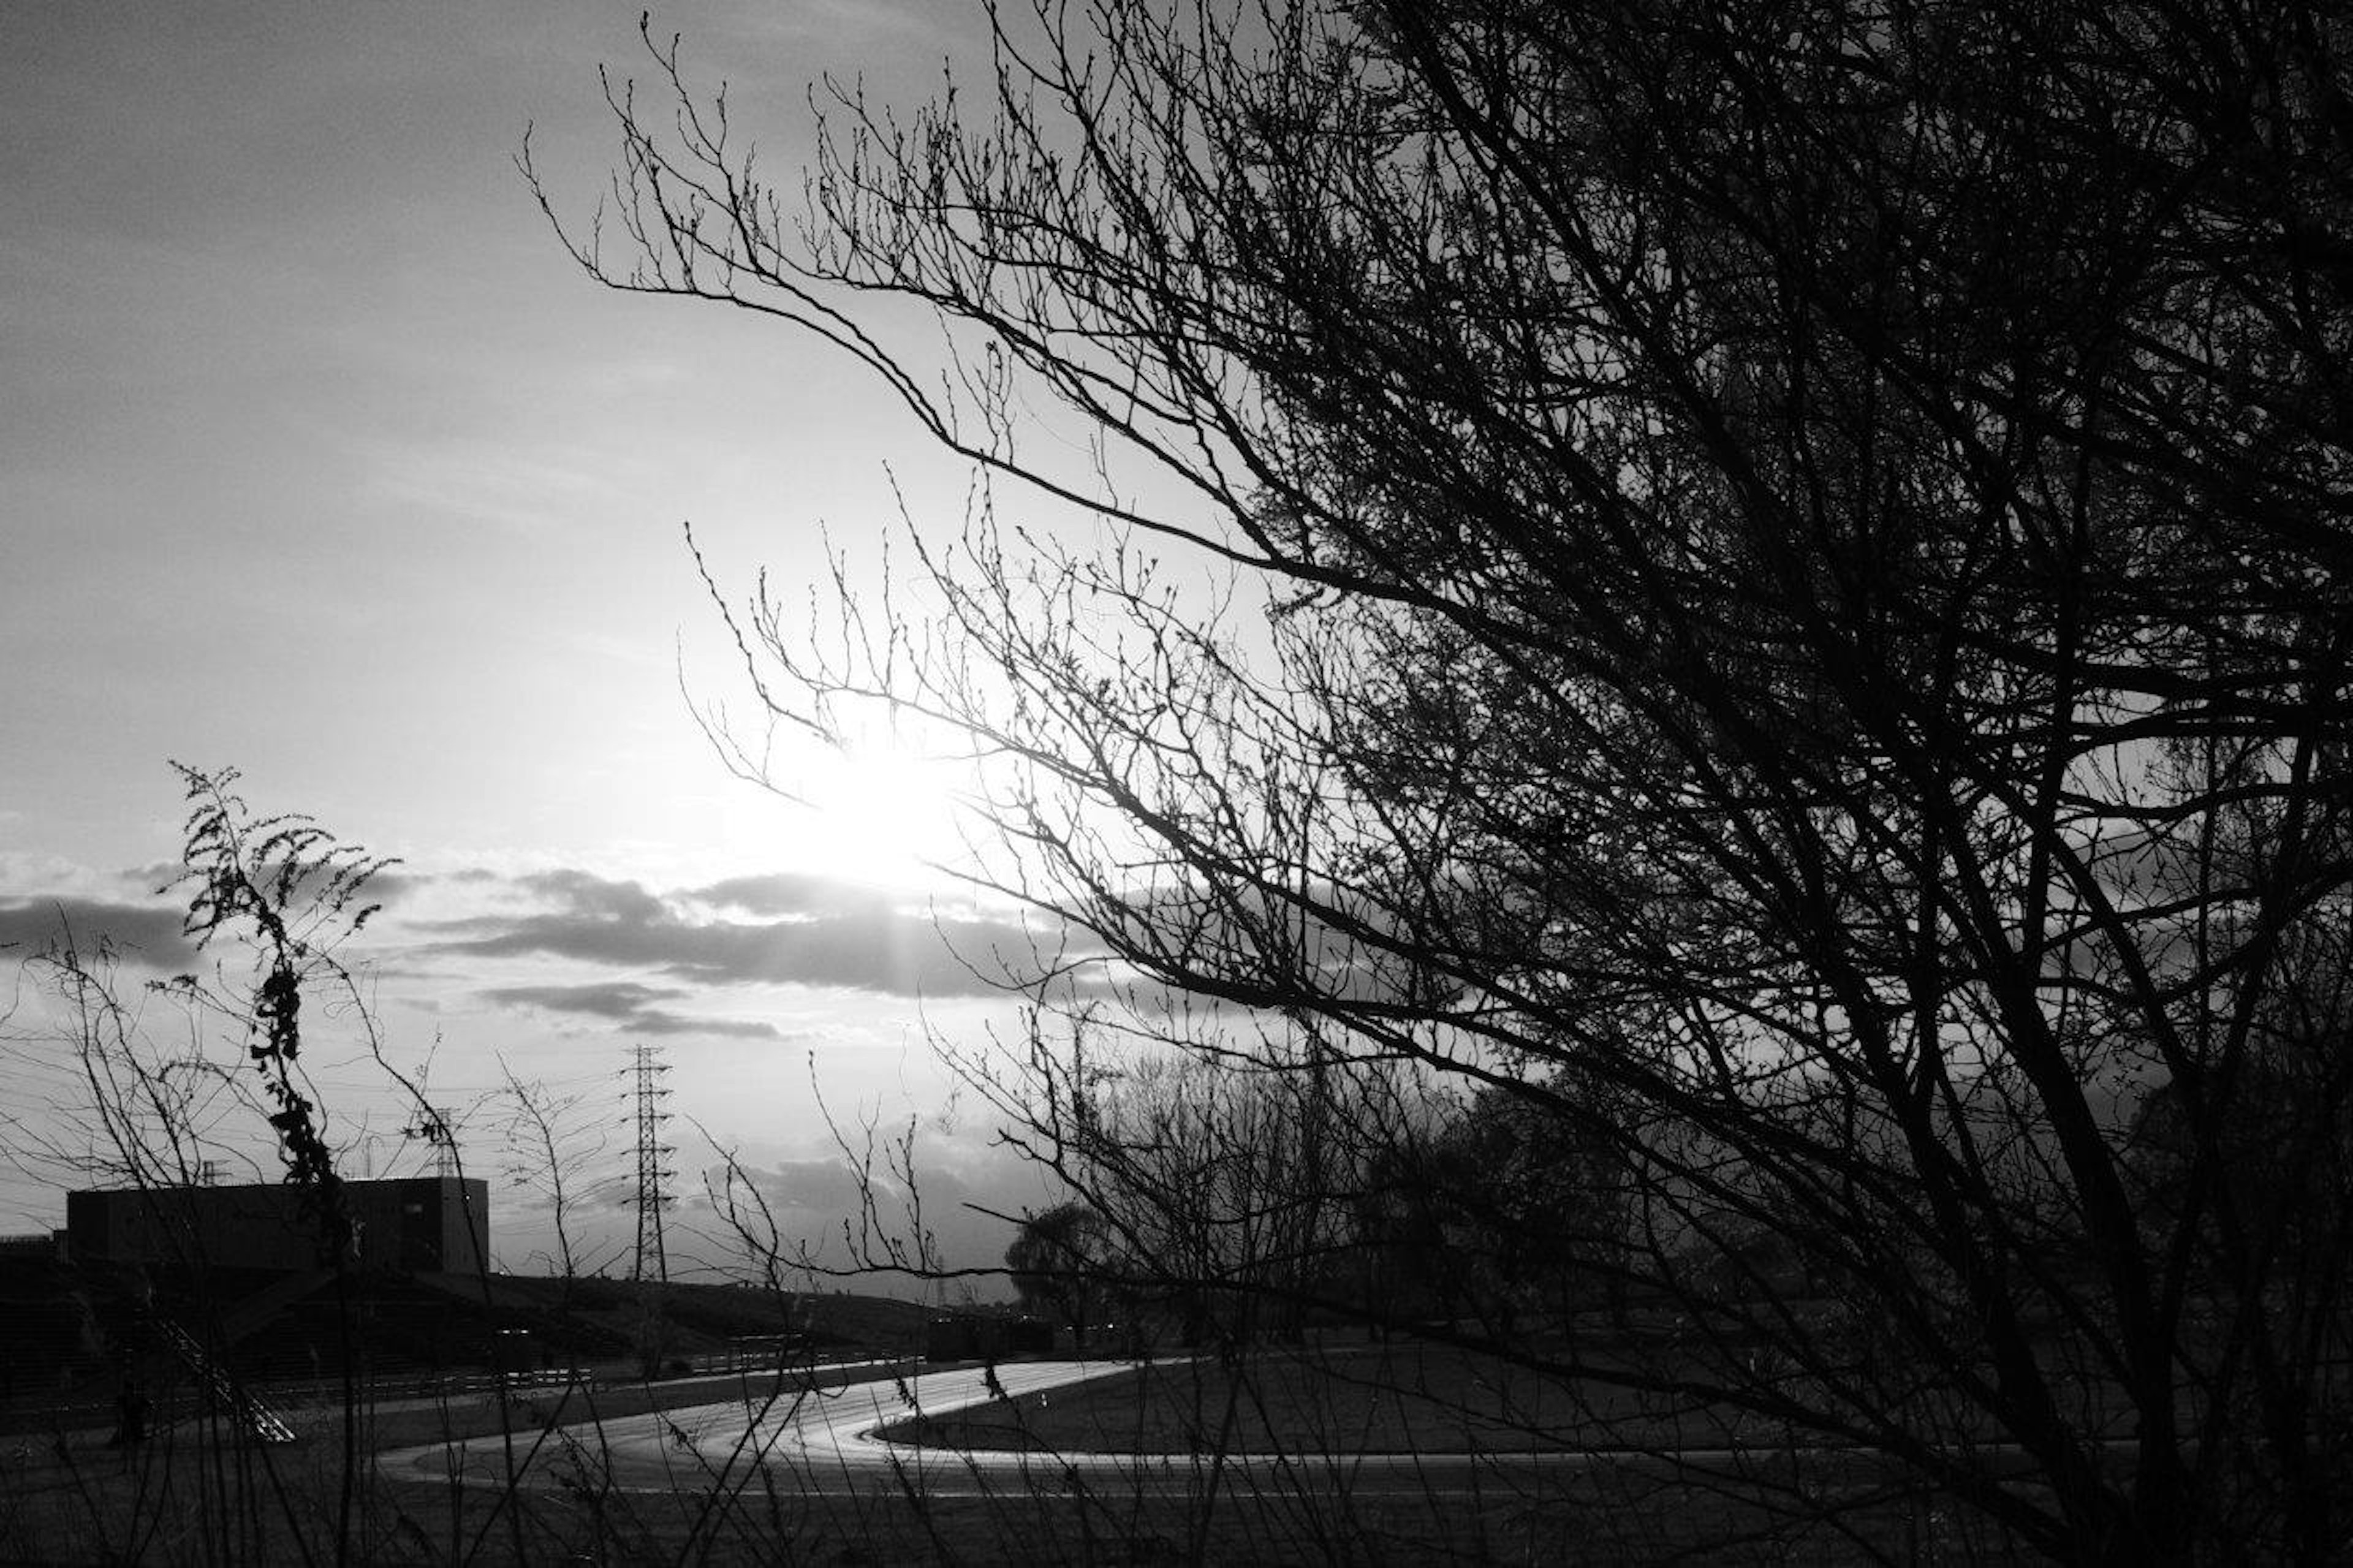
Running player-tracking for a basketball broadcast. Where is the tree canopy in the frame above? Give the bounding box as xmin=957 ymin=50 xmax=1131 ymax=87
xmin=548 ymin=1 xmax=2353 ymax=1557
xmin=1005 ymin=1199 xmax=1116 ymax=1348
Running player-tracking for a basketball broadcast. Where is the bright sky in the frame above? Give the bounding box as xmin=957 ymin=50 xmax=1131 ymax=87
xmin=0 ymin=1 xmax=1060 ymax=1286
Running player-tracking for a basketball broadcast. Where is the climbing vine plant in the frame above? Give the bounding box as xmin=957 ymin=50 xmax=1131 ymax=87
xmin=163 ymin=763 xmax=396 ymax=1264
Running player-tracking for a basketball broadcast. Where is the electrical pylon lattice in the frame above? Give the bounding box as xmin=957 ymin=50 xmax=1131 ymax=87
xmin=627 ymin=1043 xmax=674 ymax=1283
xmin=403 ymin=1104 xmax=457 ymax=1178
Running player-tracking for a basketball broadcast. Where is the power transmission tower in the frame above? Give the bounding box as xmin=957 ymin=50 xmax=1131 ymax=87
xmin=627 ymin=1043 xmax=673 ymax=1283
xmin=403 ymin=1062 xmax=458 ymax=1178
xmin=403 ymin=1104 xmax=457 ymax=1178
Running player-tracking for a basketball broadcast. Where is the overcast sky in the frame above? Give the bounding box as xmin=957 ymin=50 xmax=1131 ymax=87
xmin=0 ymin=1 xmax=1061 ymax=1284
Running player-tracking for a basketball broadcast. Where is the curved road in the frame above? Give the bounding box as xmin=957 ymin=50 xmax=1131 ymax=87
xmin=379 ymin=1358 xmax=1683 ymax=1499
xmin=382 ymin=1360 xmax=1139 ymax=1496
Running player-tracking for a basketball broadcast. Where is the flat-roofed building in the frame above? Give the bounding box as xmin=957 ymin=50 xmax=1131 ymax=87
xmin=66 ymin=1177 xmax=488 ymax=1274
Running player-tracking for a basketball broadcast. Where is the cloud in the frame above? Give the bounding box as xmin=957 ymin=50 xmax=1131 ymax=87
xmin=357 ymin=868 xmax=424 ymax=906
xmin=427 ymin=868 xmax=1048 ymax=999
xmin=629 ymin=1011 xmax=786 ymax=1041
xmin=0 ymin=853 xmax=415 ymax=977
xmin=480 ymin=980 xmax=689 ymax=1020
xmin=683 ymin=873 xmax=885 ymax=918
xmin=480 ymin=979 xmax=788 ymax=1041
xmin=0 ymin=895 xmax=196 ymax=969
xmin=512 ymin=869 xmax=669 ymax=923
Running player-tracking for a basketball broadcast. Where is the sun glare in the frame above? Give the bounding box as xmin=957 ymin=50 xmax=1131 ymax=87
xmin=798 ymin=737 xmax=974 ymax=889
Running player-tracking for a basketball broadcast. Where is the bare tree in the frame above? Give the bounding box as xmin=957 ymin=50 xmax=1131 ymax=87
xmin=547 ymin=1 xmax=2353 ymax=1557
xmin=496 ymin=1057 xmax=615 ymax=1282
xmin=999 ymin=1026 xmax=1405 ymax=1350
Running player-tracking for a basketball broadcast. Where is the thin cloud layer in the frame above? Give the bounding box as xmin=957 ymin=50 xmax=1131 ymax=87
xmin=480 ymin=980 xmax=789 ymax=1040
xmin=0 ymin=859 xmax=1079 ymax=1055
xmin=0 ymin=896 xmax=195 ymax=969
xmin=427 ymin=866 xmax=1048 ymax=999
xmin=685 ymin=873 xmax=883 ymax=918
xmin=480 ymin=979 xmax=690 ymax=1021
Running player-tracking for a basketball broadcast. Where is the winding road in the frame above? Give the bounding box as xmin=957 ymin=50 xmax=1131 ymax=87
xmin=376 ymin=1359 xmax=1596 ymax=1499
xmin=381 ymin=1361 xmax=1132 ymax=1496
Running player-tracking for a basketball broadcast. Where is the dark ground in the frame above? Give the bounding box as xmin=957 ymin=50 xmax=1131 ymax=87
xmin=0 ymin=1352 xmax=2012 ymax=1564
xmin=0 ymin=1265 xmax=2023 ymax=1562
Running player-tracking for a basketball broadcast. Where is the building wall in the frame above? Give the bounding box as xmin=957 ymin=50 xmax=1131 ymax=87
xmin=66 ymin=1178 xmax=488 ymax=1274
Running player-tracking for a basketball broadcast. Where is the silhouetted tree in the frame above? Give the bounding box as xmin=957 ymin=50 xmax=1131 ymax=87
xmin=1393 ymin=1079 xmax=1637 ymax=1333
xmin=549 ymin=2 xmax=2353 ymax=1556
xmin=1005 ymin=1200 xmax=1115 ymax=1350
xmin=1014 ymin=1039 xmax=1383 ymax=1347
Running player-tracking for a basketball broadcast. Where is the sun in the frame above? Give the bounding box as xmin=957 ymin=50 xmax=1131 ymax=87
xmin=795 ymin=735 xmax=976 ymax=890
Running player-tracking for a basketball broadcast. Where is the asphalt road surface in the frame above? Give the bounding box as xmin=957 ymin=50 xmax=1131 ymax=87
xmin=376 ymin=1358 xmax=1692 ymax=1500
xmin=381 ymin=1360 xmax=1158 ymax=1497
